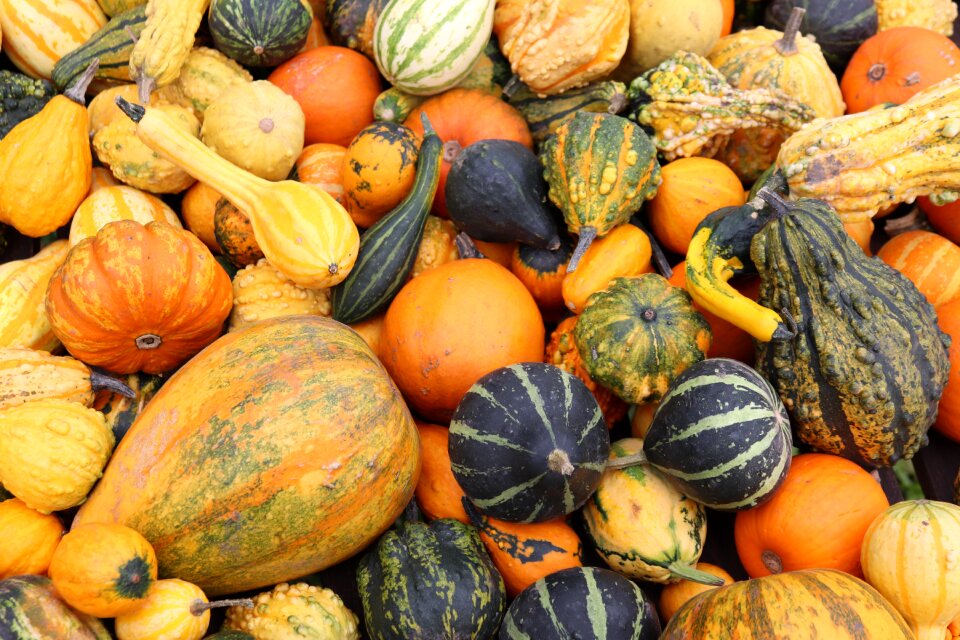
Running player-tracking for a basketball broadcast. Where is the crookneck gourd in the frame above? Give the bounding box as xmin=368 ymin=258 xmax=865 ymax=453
xmin=777 ymin=74 xmax=960 ymax=222
xmin=129 ymin=0 xmax=211 ymax=101
xmin=627 ymin=51 xmax=815 ymax=161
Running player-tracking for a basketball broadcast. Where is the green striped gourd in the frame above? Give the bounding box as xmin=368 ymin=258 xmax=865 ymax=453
xmin=51 ymin=5 xmax=148 ymax=90
xmin=96 ymin=0 xmax=144 ymax=17
xmin=373 ymin=0 xmax=496 ymax=96
xmin=644 ymin=358 xmax=793 ymax=511
xmin=500 ymin=567 xmax=661 ymax=640
xmin=357 ymin=518 xmax=505 ymax=640
xmin=330 ymin=113 xmax=441 ymax=324
xmin=506 ymin=81 xmax=629 ymax=146
xmin=208 ymin=0 xmax=313 ymax=67
xmin=0 ymin=575 xmax=111 ymax=639
xmin=449 ymin=362 xmax=609 ymax=523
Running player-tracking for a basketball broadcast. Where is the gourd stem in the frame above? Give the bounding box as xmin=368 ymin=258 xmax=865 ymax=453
xmin=456 ymin=232 xmax=486 ymax=259
xmin=633 ymin=219 xmax=672 ymax=279
xmin=135 ymin=334 xmax=162 ymax=350
xmin=189 ymin=598 xmax=254 ymax=616
xmin=502 ymin=74 xmax=522 ymax=99
xmin=867 ymin=63 xmax=886 ymax=82
xmin=606 ymin=451 xmax=648 ymax=469
xmin=773 ymin=7 xmax=806 ymax=56
xmin=89 ymin=370 xmax=136 ymax=398
xmin=115 ymin=96 xmax=145 ymax=122
xmin=567 ymin=227 xmax=598 ymax=273
xmin=761 ymin=549 xmax=783 ymax=574
xmin=137 ymin=75 xmax=156 ymax=105
xmin=420 ymin=112 xmax=436 ymax=137
xmin=608 ymin=92 xmax=629 ymax=115
xmin=547 ymin=449 xmax=575 ymax=476
xmin=443 ymin=140 xmax=463 ymax=164
xmin=668 ymin=562 xmax=727 ymax=586
xmin=755 ymin=187 xmax=791 ymax=220
xmin=64 ymin=60 xmax=99 ymax=105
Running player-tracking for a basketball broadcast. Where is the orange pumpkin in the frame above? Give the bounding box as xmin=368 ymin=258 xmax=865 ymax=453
xmin=404 ymin=89 xmax=533 ymax=217
xmin=296 ymin=143 xmax=347 ymax=207
xmin=380 ymin=258 xmax=545 ymax=423
xmin=844 ymin=218 xmax=875 ymax=255
xmin=268 ymin=46 xmax=381 ymax=146
xmin=561 ymin=223 xmax=653 ymax=314
xmin=630 ymin=401 xmax=658 ymax=439
xmin=659 ymin=562 xmax=735 ymax=622
xmin=472 ymin=239 xmax=517 ymax=268
xmin=734 ymin=453 xmax=890 ymax=578
xmin=934 ymin=297 xmax=960 ymax=443
xmin=349 ymin=312 xmax=386 ymax=356
xmin=214 ymin=199 xmax=264 ymax=267
xmin=45 ymin=221 xmax=233 ymax=375
xmin=48 ymin=522 xmax=158 ymax=617
xmin=841 ymin=27 xmax=960 ymax=113
xmin=920 ymin=197 xmax=960 ymax=245
xmin=342 ymin=122 xmax=419 ymax=228
xmin=649 ymin=158 xmax=746 ymax=255
xmin=414 ymin=420 xmax=468 ymax=523
xmin=510 ymin=239 xmax=571 ymax=318
xmin=180 ymin=182 xmax=222 ymax=253
xmin=0 ymin=498 xmax=63 ymax=578
xmin=720 ymin=0 xmax=734 ymax=36
xmin=877 ymin=230 xmax=960 ymax=307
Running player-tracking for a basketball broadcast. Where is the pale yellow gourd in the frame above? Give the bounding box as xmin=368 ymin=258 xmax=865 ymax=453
xmin=88 ymin=84 xmax=164 ymax=136
xmin=128 ymin=0 xmax=211 ymax=100
xmin=228 ymin=259 xmax=331 ymax=332
xmin=876 ymin=0 xmax=957 ymax=36
xmin=156 ymin=46 xmax=253 ymax=120
xmin=224 ymin=582 xmax=359 ymax=639
xmin=69 ymin=185 xmax=180 ymax=244
xmin=0 ymin=240 xmax=70 ymax=352
xmin=617 ymin=0 xmax=724 ymax=79
xmin=0 ymin=347 xmax=132 ymax=410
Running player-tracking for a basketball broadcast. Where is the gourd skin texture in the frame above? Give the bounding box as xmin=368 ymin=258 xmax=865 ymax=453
xmin=214 ymin=198 xmax=263 ymax=267
xmin=617 ymin=0 xmax=723 ymax=78
xmin=0 ymin=348 xmax=100 ymax=409
xmin=0 ymin=575 xmax=112 ymax=640
xmin=414 ymin=420 xmax=469 ymax=523
xmin=225 ymin=582 xmax=358 ymax=639
xmin=876 ymin=0 xmax=957 ymax=35
xmin=342 ymin=122 xmax=418 ymax=227
xmin=0 ymin=240 xmax=69 ymax=352
xmin=156 ymin=47 xmax=253 ymax=119
xmin=506 ymin=80 xmax=629 ymax=146
xmin=51 ymin=5 xmax=148 ymax=90
xmin=228 ymin=258 xmax=331 ymax=332
xmin=0 ymin=0 xmax=107 ymax=79
xmin=114 ymin=579 xmax=212 ymax=640
xmin=129 ymin=0 xmax=211 ymax=96
xmin=0 ymin=498 xmax=63 ymax=578
xmin=70 ymin=185 xmax=181 ymax=245
xmin=877 ymin=230 xmax=960 ymax=307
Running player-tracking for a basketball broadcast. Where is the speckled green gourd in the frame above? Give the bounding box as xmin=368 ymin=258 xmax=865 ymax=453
xmin=507 ymin=80 xmax=629 ymax=145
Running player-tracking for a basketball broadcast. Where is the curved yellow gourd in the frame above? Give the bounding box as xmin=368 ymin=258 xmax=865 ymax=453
xmin=115 ymin=98 xmax=360 ymax=288
xmin=128 ymin=0 xmax=210 ymax=100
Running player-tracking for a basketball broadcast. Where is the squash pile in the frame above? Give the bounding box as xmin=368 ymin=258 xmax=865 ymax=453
xmin=2 ymin=0 xmax=960 ymax=638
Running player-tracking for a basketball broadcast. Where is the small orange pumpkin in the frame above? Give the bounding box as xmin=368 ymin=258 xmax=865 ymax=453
xmin=510 ymin=239 xmax=572 ymax=318
xmin=472 ymin=239 xmax=517 ymax=268
xmin=561 ymin=223 xmax=653 ymax=314
xmin=214 ymin=199 xmax=265 ymax=267
xmin=630 ymin=401 xmax=658 ymax=439
xmin=920 ymin=197 xmax=960 ymax=245
xmin=720 ymin=0 xmax=734 ymax=36
xmin=877 ymin=230 xmax=960 ymax=307
xmin=844 ymin=218 xmax=875 ymax=255
xmin=48 ymin=522 xmax=158 ymax=617
xmin=934 ymin=297 xmax=960 ymax=443
xmin=659 ymin=562 xmax=735 ymax=622
xmin=180 ymin=182 xmax=222 ymax=253
xmin=0 ymin=498 xmax=63 ymax=578
xmin=296 ymin=143 xmax=347 ymax=207
xmin=414 ymin=420 xmax=468 ymax=523
xmin=342 ymin=121 xmax=419 ymax=228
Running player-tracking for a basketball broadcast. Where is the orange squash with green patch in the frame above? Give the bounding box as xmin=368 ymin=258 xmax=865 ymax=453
xmin=342 ymin=121 xmax=419 ymax=228
xmin=214 ymin=199 xmax=265 ymax=267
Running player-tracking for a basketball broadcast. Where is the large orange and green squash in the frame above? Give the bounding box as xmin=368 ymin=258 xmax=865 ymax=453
xmin=72 ymin=315 xmax=420 ymax=596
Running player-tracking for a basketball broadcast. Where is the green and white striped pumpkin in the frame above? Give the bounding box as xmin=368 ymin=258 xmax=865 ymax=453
xmin=644 ymin=358 xmax=793 ymax=511
xmin=208 ymin=0 xmax=313 ymax=67
xmin=372 ymin=0 xmax=496 ymax=96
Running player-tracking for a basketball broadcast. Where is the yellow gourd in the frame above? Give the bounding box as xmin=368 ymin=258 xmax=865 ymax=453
xmin=0 ymin=399 xmax=115 ymax=514
xmin=115 ymin=579 xmax=252 ymax=640
xmin=0 ymin=347 xmax=133 ymax=410
xmin=157 ymin=46 xmax=253 ymax=120
xmin=69 ymin=185 xmax=180 ymax=245
xmin=0 ymin=498 xmax=63 ymax=579
xmin=876 ymin=0 xmax=957 ymax=36
xmin=88 ymin=84 xmax=164 ymax=136
xmin=116 ymin=97 xmax=360 ymax=288
xmin=228 ymin=258 xmax=331 ymax=332
xmin=0 ymin=240 xmax=70 ymax=352
xmin=224 ymin=582 xmax=359 ymax=639
xmin=129 ymin=0 xmax=211 ymax=100
xmin=89 ymin=166 xmax=121 ymax=192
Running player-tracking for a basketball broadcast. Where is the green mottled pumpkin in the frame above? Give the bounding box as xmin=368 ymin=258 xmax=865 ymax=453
xmin=357 ymin=518 xmax=506 ymax=640
xmin=0 ymin=575 xmax=111 ymax=640
xmin=507 ymin=80 xmax=629 ymax=146
xmin=209 ymin=0 xmax=313 ymax=67
xmin=541 ymin=111 xmax=661 ymax=270
xmin=214 ymin=198 xmax=264 ymax=267
xmin=574 ymin=274 xmax=712 ymax=405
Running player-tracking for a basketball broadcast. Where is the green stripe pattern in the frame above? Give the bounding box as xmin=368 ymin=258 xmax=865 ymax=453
xmin=372 ymin=0 xmax=495 ymax=95
xmin=507 ymin=81 xmax=628 ymax=146
xmin=0 ymin=575 xmax=112 ymax=639
xmin=644 ymin=358 xmax=793 ymax=511
xmin=764 ymin=0 xmax=877 ymax=70
xmin=51 ymin=5 xmax=147 ymax=91
xmin=208 ymin=0 xmax=312 ymax=68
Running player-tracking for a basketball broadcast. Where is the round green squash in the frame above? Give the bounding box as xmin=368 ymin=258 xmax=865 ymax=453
xmin=449 ymin=362 xmax=610 ymax=523
xmin=0 ymin=575 xmax=111 ymax=639
xmin=764 ymin=0 xmax=878 ymax=72
xmin=574 ymin=273 xmax=712 ymax=405
xmin=209 ymin=0 xmax=314 ymax=67
xmin=357 ymin=518 xmax=505 ymax=640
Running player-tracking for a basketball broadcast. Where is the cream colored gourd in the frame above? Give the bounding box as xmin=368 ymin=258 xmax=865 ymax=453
xmin=0 ymin=240 xmax=70 ymax=352
xmin=70 ymin=185 xmax=180 ymax=245
xmin=115 ymin=579 xmax=252 ymax=640
xmin=0 ymin=348 xmax=132 ymax=410
xmin=157 ymin=46 xmax=253 ymax=120
xmin=228 ymin=259 xmax=331 ymax=332
xmin=129 ymin=0 xmax=210 ymax=100
xmin=876 ymin=0 xmax=957 ymax=35
xmin=116 ymin=98 xmax=359 ymax=288
xmin=224 ymin=582 xmax=359 ymax=639
xmin=0 ymin=0 xmax=106 ymax=79
xmin=617 ymin=0 xmax=724 ymax=78
xmin=201 ymin=81 xmax=305 ymax=181
xmin=861 ymin=500 xmax=960 ymax=640
xmin=0 ymin=399 xmax=115 ymax=514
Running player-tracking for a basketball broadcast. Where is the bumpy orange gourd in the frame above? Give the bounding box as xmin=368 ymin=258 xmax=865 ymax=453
xmin=46 ymin=221 xmax=232 ymax=374
xmin=0 ymin=240 xmax=70 ymax=352
xmin=877 ymin=230 xmax=960 ymax=307
xmin=414 ymin=420 xmax=469 ymax=523
xmin=228 ymin=258 xmax=331 ymax=332
xmin=70 ymin=185 xmax=180 ymax=245
xmin=409 ymin=216 xmax=460 ymax=278
xmin=561 ymin=223 xmax=653 ymax=314
xmin=658 ymin=563 xmax=735 ymax=622
xmin=342 ymin=122 xmax=419 ymax=228
xmin=0 ymin=498 xmax=63 ymax=578
xmin=935 ymin=297 xmax=960 ymax=443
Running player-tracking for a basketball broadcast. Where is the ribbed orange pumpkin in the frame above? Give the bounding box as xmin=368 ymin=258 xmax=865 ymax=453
xmin=0 ymin=498 xmax=63 ymax=578
xmin=45 ymin=221 xmax=233 ymax=374
xmin=935 ymin=297 xmax=960 ymax=443
xmin=659 ymin=562 xmax=735 ymax=622
xmin=877 ymin=230 xmax=960 ymax=307
xmin=342 ymin=122 xmax=418 ymax=228
xmin=414 ymin=420 xmax=468 ymax=523
xmin=295 ymin=143 xmax=347 ymax=207
xmin=920 ymin=197 xmax=960 ymax=245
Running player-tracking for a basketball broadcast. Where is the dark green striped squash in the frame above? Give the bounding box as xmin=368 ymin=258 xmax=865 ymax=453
xmin=500 ymin=567 xmax=661 ymax=640
xmin=506 ymin=80 xmax=629 ymax=146
xmin=751 ymin=190 xmax=950 ymax=467
xmin=51 ymin=5 xmax=148 ymax=91
xmin=764 ymin=0 xmax=878 ymax=72
xmin=446 ymin=139 xmax=561 ymax=250
xmin=449 ymin=362 xmax=610 ymax=523
xmin=323 ymin=0 xmax=388 ymax=58
xmin=94 ymin=372 xmax=165 ymax=442
xmin=208 ymin=0 xmax=313 ymax=68
xmin=0 ymin=575 xmax=111 ymax=639
xmin=574 ymin=274 xmax=712 ymax=405
xmin=204 ymin=633 xmax=254 ymax=640
xmin=357 ymin=518 xmax=506 ymax=640
xmin=330 ymin=113 xmax=442 ymax=324
xmin=644 ymin=358 xmax=793 ymax=511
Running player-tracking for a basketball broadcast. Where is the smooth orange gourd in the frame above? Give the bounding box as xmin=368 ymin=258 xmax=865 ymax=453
xmin=296 ymin=143 xmax=348 ymax=207
xmin=180 ymin=182 xmax=223 ymax=252
xmin=561 ymin=223 xmax=653 ymax=314
xmin=935 ymin=297 xmax=960 ymax=443
xmin=414 ymin=420 xmax=468 ymax=523
xmin=878 ymin=230 xmax=960 ymax=307
xmin=0 ymin=498 xmax=63 ymax=578
xmin=920 ymin=197 xmax=960 ymax=244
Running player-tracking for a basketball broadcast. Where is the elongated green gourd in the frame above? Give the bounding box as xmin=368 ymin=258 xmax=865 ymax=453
xmin=52 ymin=5 xmax=148 ymax=90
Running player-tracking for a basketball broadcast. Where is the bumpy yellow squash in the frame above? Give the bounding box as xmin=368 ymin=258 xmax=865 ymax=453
xmin=0 ymin=348 xmax=132 ymax=410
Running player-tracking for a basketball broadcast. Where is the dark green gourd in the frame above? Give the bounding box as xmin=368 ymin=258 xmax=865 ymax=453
xmin=52 ymin=5 xmax=148 ymax=90
xmin=208 ymin=0 xmax=313 ymax=67
xmin=764 ymin=0 xmax=878 ymax=72
xmin=0 ymin=71 xmax=56 ymax=139
xmin=0 ymin=575 xmax=111 ymax=639
xmin=752 ymin=189 xmax=950 ymax=467
xmin=357 ymin=518 xmax=506 ymax=640
xmin=449 ymin=362 xmax=610 ymax=523
xmin=505 ymin=80 xmax=629 ymax=146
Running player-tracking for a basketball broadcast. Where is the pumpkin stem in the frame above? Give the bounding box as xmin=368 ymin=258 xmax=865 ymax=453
xmin=605 ymin=451 xmax=648 ymax=469
xmin=567 ymin=227 xmax=598 ymax=273
xmin=761 ymin=550 xmax=784 ymax=574
xmin=189 ymin=598 xmax=254 ymax=616
xmin=137 ymin=75 xmax=156 ymax=105
xmin=668 ymin=562 xmax=727 ymax=586
xmin=502 ymin=74 xmax=523 ymax=99
xmin=773 ymin=7 xmax=806 ymax=56
xmin=771 ymin=307 xmax=799 ymax=341
xmin=547 ymin=449 xmax=575 ymax=476
xmin=455 ymin=232 xmax=486 ymax=259
xmin=608 ymin=92 xmax=629 ymax=115
xmin=89 ymin=370 xmax=136 ymax=398
xmin=135 ymin=334 xmax=163 ymax=350
xmin=867 ymin=63 xmax=887 ymax=83
xmin=443 ymin=140 xmax=463 ymax=164
xmin=755 ymin=186 xmax=791 ymax=220
xmin=115 ymin=96 xmax=146 ymax=123
xmin=63 ymin=60 xmax=99 ymax=105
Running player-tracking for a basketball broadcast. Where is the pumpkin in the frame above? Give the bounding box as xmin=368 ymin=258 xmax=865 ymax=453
xmin=48 ymin=523 xmax=157 ymax=617
xmin=341 ymin=121 xmax=419 ymax=228
xmin=156 ymin=47 xmax=253 ymax=120
xmin=450 ymin=363 xmax=610 ymax=523
xmin=51 ymin=5 xmax=147 ymax=90
xmin=128 ymin=0 xmax=208 ymax=100
xmin=735 ymin=453 xmax=890 ymax=579
xmin=214 ymin=199 xmax=264 ymax=267
xmin=404 ymin=88 xmax=533 ymax=217
xmin=0 ymin=498 xmax=63 ymax=578
xmin=47 ymin=221 xmax=232 ymax=375
xmin=876 ymin=0 xmax=957 ymax=35
xmin=208 ymin=0 xmax=313 ymax=67
xmin=649 ymin=158 xmax=746 ymax=255
xmin=357 ymin=518 xmax=505 ymax=640
xmin=662 ymin=569 xmax=913 ymax=639
xmin=69 ymin=185 xmax=181 ymax=245
xmin=510 ymin=238 xmax=571 ymax=316
xmin=268 ymin=46 xmax=380 ymax=146
xmin=415 ymin=420 xmax=468 ymax=523
xmin=935 ymin=297 xmax=960 ymax=443
xmin=0 ymin=0 xmax=106 ymax=80
xmin=502 ymin=566 xmax=660 ymax=640
xmin=0 ymin=347 xmax=133 ymax=410
xmin=323 ymin=0 xmax=387 ymax=58
xmin=73 ymin=316 xmax=419 ymax=596
xmin=574 ymin=274 xmax=712 ymax=405
xmin=114 ymin=579 xmax=250 ymax=640
xmin=462 ymin=499 xmax=582 ymax=598
xmin=841 ymin=27 xmax=960 ymax=113
xmin=764 ymin=0 xmax=878 ymax=72
xmin=228 ymin=258 xmax=330 ymax=332
xmin=295 ymin=143 xmax=347 ymax=206
xmin=877 ymin=230 xmax=960 ymax=307
xmin=861 ymin=501 xmax=960 ymax=640
xmin=201 ymin=81 xmax=305 ymax=181
xmin=616 ymin=0 xmax=723 ymax=79
xmin=845 ymin=218 xmax=875 ymax=254
xmin=379 ymin=258 xmax=545 ymax=422
xmin=561 ymin=223 xmax=653 ymax=314
xmin=89 ymin=166 xmax=121 ymax=192
xmin=505 ymin=80 xmax=629 ymax=146
xmin=658 ymin=563 xmax=735 ymax=622
xmin=0 ymin=575 xmax=111 ymax=639
xmin=0 ymin=399 xmax=114 ymax=514
xmin=545 ymin=316 xmax=628 ymax=428
xmin=181 ymin=182 xmax=222 ymax=251
xmin=0 ymin=240 xmax=70 ymax=352
xmin=920 ymin=197 xmax=960 ymax=244
xmin=494 ymin=0 xmax=629 ymax=95
xmin=224 ymin=582 xmax=358 ymax=639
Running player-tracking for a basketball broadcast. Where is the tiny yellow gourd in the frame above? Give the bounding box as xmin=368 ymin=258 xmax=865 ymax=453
xmin=0 ymin=240 xmax=71 ymax=352
xmin=228 ymin=259 xmax=331 ymax=332
xmin=115 ymin=579 xmax=253 ymax=640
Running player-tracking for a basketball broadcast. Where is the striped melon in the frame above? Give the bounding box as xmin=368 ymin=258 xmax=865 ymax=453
xmin=51 ymin=4 xmax=147 ymax=90
xmin=69 ymin=186 xmax=181 ymax=245
xmin=0 ymin=575 xmax=111 ymax=639
xmin=208 ymin=0 xmax=314 ymax=67
xmin=644 ymin=358 xmax=793 ymax=511
xmin=373 ymin=0 xmax=496 ymax=96
xmin=0 ymin=0 xmax=107 ymax=80
xmin=500 ymin=567 xmax=661 ymax=640
xmin=449 ymin=362 xmax=610 ymax=523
